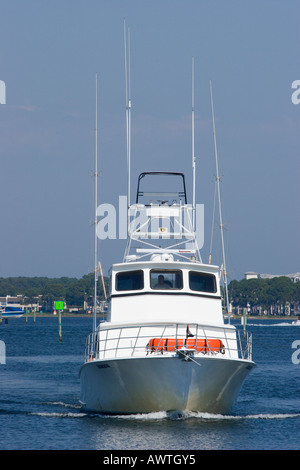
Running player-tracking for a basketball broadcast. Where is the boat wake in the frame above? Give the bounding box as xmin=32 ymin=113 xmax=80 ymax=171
xmin=247 ymin=322 xmax=294 ymax=327
xmin=106 ymin=410 xmax=300 ymax=421
xmin=30 ymin=411 xmax=87 ymax=419
xmin=29 ymin=401 xmax=88 ymax=419
xmin=17 ymin=400 xmax=300 ymax=421
xmin=3 ymin=399 xmax=299 ymax=421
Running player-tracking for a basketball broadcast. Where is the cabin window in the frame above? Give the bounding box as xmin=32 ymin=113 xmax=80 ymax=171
xmin=189 ymin=271 xmax=217 ymax=293
xmin=150 ymin=269 xmax=183 ymax=290
xmin=116 ymin=270 xmax=144 ymax=291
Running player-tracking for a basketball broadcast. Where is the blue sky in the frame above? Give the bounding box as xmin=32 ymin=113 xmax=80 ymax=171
xmin=0 ymin=0 xmax=299 ymax=280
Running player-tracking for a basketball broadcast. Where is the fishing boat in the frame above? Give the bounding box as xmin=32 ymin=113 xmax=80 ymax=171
xmin=79 ymin=37 xmax=255 ymax=414
xmin=80 ymin=170 xmax=255 ymax=414
xmin=0 ymin=305 xmax=25 ymax=319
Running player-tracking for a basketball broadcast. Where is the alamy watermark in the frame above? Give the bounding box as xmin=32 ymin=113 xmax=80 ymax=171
xmin=291 ymin=80 xmax=300 ymax=104
xmin=95 ymin=195 xmax=204 ymax=248
xmin=0 ymin=80 xmax=6 ymax=105
xmin=0 ymin=340 xmax=6 ymax=364
xmin=291 ymin=340 xmax=300 ymax=365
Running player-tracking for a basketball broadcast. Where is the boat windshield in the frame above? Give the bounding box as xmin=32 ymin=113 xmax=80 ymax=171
xmin=150 ymin=269 xmax=183 ymax=290
xmin=189 ymin=271 xmax=217 ymax=293
xmin=136 ymin=172 xmax=187 ymax=205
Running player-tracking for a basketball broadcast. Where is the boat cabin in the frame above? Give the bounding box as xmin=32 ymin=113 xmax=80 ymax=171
xmin=107 ymin=260 xmax=224 ymax=325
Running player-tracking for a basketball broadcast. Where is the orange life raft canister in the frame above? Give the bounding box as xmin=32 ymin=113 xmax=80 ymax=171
xmin=148 ymin=337 xmax=224 ymax=353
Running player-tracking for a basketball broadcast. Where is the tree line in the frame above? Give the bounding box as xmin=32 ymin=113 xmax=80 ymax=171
xmin=0 ymin=274 xmax=109 ymax=311
xmin=228 ymin=276 xmax=300 ymax=315
xmin=0 ymin=274 xmax=299 ymax=315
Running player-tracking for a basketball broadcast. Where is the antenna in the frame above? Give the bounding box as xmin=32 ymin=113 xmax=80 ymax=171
xmin=209 ymin=81 xmax=230 ymax=324
xmin=192 ymin=58 xmax=196 ymax=230
xmin=124 ymin=20 xmax=132 ymax=233
xmin=93 ymin=73 xmax=99 ymax=334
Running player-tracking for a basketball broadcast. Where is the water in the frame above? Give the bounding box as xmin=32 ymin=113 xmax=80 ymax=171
xmin=0 ymin=317 xmax=299 ymax=450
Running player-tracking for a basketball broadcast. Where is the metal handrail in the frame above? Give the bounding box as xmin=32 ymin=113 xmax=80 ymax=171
xmin=237 ymin=329 xmax=253 ymax=360
xmin=84 ymin=322 xmax=253 ymax=363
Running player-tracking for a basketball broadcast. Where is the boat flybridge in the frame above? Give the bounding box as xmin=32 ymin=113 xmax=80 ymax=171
xmin=79 ymin=171 xmax=255 ymax=414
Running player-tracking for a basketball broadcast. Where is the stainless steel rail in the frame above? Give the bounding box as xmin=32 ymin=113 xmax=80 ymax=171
xmin=84 ymin=322 xmax=253 ymax=363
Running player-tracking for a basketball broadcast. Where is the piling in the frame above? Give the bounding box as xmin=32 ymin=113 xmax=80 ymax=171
xmin=58 ymin=311 xmax=62 ymax=342
xmin=242 ymin=308 xmax=247 ymax=338
xmin=54 ymin=301 xmax=64 ymax=342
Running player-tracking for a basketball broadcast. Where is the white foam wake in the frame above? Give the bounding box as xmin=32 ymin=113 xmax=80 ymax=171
xmin=110 ymin=410 xmax=300 ymax=421
xmin=30 ymin=411 xmax=87 ymax=418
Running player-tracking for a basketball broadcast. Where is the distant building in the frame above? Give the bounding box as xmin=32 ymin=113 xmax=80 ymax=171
xmin=244 ymin=272 xmax=258 ymax=280
xmin=0 ymin=295 xmax=23 ymax=307
xmin=0 ymin=295 xmax=41 ymax=312
xmin=292 ymin=274 xmax=300 ymax=283
xmin=244 ymin=272 xmax=300 ymax=283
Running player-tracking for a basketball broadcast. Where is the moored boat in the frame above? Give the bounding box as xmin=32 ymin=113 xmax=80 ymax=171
xmin=0 ymin=305 xmax=25 ymax=319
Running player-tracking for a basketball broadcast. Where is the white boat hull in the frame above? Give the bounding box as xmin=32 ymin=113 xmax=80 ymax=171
xmin=79 ymin=355 xmax=255 ymax=414
xmin=1 ymin=309 xmax=25 ymax=319
xmin=2 ymin=312 xmax=24 ymax=319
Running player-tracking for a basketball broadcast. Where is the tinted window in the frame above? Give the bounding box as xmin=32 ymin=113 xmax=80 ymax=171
xmin=189 ymin=271 xmax=216 ymax=293
xmin=116 ymin=270 xmax=144 ymax=291
xmin=150 ymin=270 xmax=183 ymax=290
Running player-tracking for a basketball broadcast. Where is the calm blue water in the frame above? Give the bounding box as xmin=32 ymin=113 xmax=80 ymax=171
xmin=0 ymin=316 xmax=299 ymax=450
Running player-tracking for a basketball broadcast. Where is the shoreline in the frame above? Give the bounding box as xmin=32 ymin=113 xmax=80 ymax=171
xmin=20 ymin=313 xmax=299 ymax=320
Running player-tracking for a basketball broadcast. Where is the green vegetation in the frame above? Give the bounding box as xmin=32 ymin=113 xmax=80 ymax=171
xmin=0 ymin=274 xmax=299 ymax=316
xmin=229 ymin=276 xmax=300 ymax=315
xmin=0 ymin=274 xmax=109 ymax=311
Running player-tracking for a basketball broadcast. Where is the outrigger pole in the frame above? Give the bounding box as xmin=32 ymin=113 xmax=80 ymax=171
xmin=124 ymin=20 xmax=131 ymax=235
xmin=93 ymin=73 xmax=99 ymax=334
xmin=192 ymin=57 xmax=196 ymax=231
xmin=209 ymin=81 xmax=230 ymax=324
